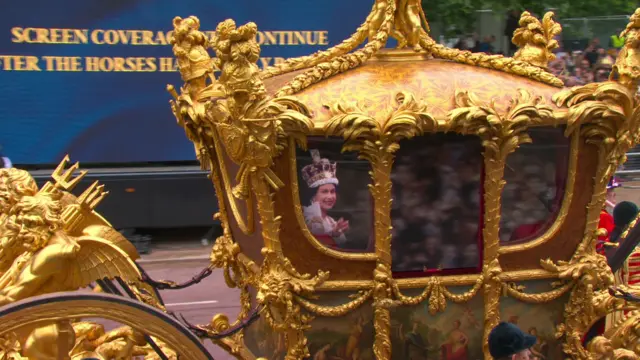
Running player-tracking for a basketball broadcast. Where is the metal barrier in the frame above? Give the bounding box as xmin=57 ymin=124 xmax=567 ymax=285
xmin=561 ymin=16 xmax=630 ymax=49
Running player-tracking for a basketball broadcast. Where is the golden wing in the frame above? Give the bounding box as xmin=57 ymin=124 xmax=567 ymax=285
xmin=64 ymin=236 xmax=142 ymax=290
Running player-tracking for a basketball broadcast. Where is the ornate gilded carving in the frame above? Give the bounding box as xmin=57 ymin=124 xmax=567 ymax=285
xmin=554 ymin=82 xmax=640 ymax=258
xmin=612 ymin=9 xmax=640 ymax=91
xmin=512 ymin=11 xmax=562 ymax=69
xmin=257 ymin=249 xmax=329 ymax=360
xmin=541 ymin=255 xmax=615 ymax=358
xmin=390 ymin=0 xmax=428 ymax=51
xmin=324 ymin=91 xmax=435 ymax=359
xmin=268 ymin=0 xmax=563 ymax=97
xmin=0 ymin=158 xmax=141 ymax=305
xmin=447 ymin=88 xmax=555 ymax=360
xmin=273 ymin=0 xmax=396 ymax=97
xmin=588 ymin=336 xmax=640 ymax=360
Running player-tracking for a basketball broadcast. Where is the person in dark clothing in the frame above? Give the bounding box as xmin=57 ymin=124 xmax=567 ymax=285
xmin=610 ymin=201 xmax=639 ymax=243
xmin=584 ymin=38 xmax=601 ymax=67
xmin=478 ymin=35 xmax=496 ymax=54
xmin=404 ymin=321 xmax=430 ymax=359
xmin=505 ymin=10 xmax=520 ymax=55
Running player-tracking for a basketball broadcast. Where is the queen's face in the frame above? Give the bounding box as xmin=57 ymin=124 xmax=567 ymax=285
xmin=314 ymin=184 xmax=337 ymax=211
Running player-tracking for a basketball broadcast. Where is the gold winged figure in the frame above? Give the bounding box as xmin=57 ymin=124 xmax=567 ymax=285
xmin=0 ymin=156 xmax=141 ymax=305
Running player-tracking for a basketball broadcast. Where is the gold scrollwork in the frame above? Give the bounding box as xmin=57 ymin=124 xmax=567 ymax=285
xmin=447 ymin=88 xmax=555 ymax=360
xmin=0 ymin=294 xmax=210 ymax=360
xmin=553 ymin=81 xmax=640 ymax=258
xmin=257 ymin=248 xmax=329 ymax=360
xmin=324 ymin=91 xmax=436 ymax=360
xmin=541 ymin=255 xmax=614 ymax=358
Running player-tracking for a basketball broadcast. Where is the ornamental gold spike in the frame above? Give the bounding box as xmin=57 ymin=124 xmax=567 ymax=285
xmin=612 ymin=8 xmax=640 ymax=91
xmin=512 ymin=11 xmax=562 ymax=69
xmin=39 ymin=154 xmax=87 ymax=194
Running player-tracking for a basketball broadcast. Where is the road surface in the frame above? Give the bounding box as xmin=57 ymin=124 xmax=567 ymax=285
xmin=143 ymin=257 xmax=242 ymax=359
xmin=100 ymin=238 xmax=244 ymax=359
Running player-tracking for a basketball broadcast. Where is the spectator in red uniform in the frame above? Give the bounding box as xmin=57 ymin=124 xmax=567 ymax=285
xmin=596 ymin=177 xmax=620 ymax=255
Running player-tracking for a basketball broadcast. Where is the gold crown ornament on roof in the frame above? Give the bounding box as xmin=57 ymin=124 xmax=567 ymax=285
xmin=300 ymin=149 xmax=339 ymax=188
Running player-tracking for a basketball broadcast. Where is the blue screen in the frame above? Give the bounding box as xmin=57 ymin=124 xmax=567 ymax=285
xmin=0 ymin=0 xmax=373 ymax=165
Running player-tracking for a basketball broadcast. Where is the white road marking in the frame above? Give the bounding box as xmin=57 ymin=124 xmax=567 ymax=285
xmin=165 ymin=300 xmax=219 ymax=307
xmin=137 ymin=255 xmax=210 ymax=264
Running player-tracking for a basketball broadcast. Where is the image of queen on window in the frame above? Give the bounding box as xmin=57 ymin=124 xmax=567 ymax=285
xmin=301 ymin=149 xmax=350 ymax=248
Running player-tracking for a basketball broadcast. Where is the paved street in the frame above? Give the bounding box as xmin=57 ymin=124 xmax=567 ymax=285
xmin=130 ymin=238 xmax=242 ymax=359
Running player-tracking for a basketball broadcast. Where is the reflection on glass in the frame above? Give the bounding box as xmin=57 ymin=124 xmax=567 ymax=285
xmin=500 ymin=127 xmax=570 ymax=243
xmin=297 ymin=137 xmax=373 ymax=252
xmin=391 ymin=134 xmax=483 ymax=274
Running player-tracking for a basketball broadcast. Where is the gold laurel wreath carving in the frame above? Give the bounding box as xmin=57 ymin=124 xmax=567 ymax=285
xmin=259 ymin=2 xmax=381 ymax=80
xmin=273 ymin=0 xmax=396 ymax=97
xmin=294 ymin=290 xmax=374 ymax=317
xmin=390 ymin=275 xmax=484 ymax=311
xmin=502 ymin=281 xmax=574 ymax=303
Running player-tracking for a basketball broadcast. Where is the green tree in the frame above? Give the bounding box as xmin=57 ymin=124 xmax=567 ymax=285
xmin=422 ymin=0 xmax=638 ymax=37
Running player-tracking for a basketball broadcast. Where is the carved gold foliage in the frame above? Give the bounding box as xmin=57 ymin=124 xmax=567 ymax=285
xmin=541 ymin=255 xmax=615 ymax=358
xmin=554 ymin=82 xmax=639 ymax=182
xmin=588 ymin=336 xmax=640 ymax=360
xmin=613 ymin=9 xmax=640 ymax=90
xmin=554 ymin=81 xmax=640 ymax=257
xmin=512 ymin=11 xmax=562 ymax=69
xmin=257 ymin=249 xmax=329 ymax=360
xmin=324 ymin=91 xmax=436 ymax=360
xmin=449 ymin=88 xmax=554 ymax=160
xmin=324 ymin=91 xmax=436 ymax=161
xmin=207 ymin=232 xmax=254 ymax=329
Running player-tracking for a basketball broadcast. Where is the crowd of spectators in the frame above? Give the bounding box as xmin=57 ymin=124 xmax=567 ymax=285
xmin=390 ymin=135 xmax=483 ymax=273
xmin=500 ymin=129 xmax=568 ymax=242
xmin=548 ymin=37 xmax=618 ymax=86
xmin=389 ymin=130 xmax=568 ymax=273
